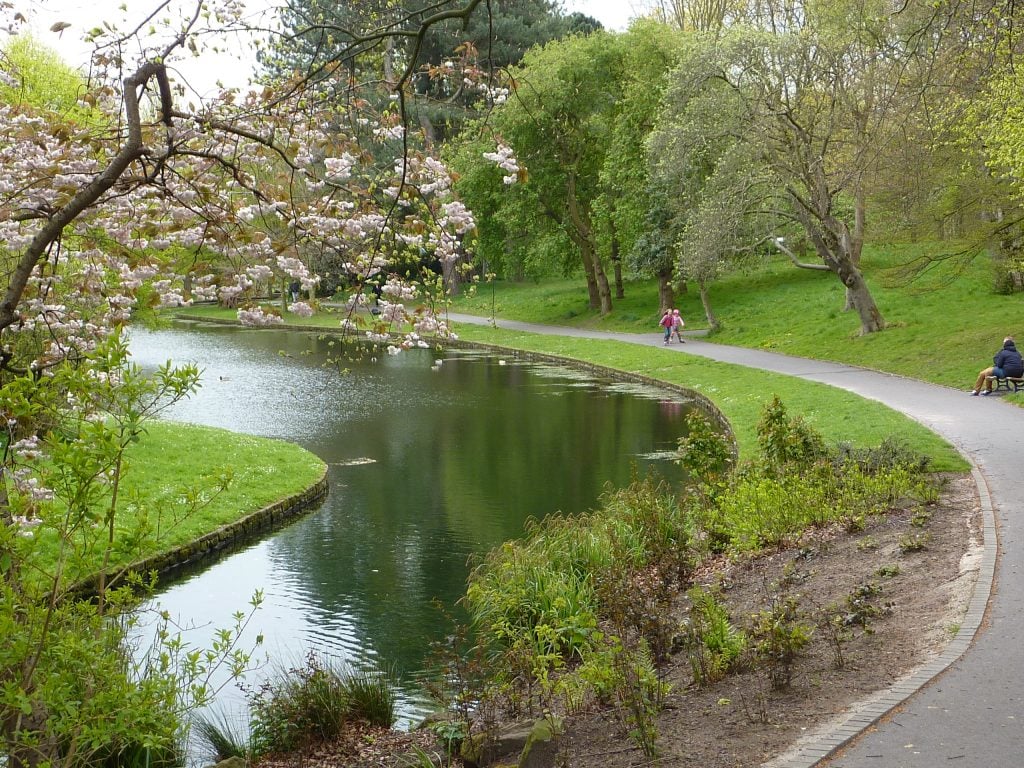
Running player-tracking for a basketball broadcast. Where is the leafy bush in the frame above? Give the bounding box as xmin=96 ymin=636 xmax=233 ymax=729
xmin=750 ymin=594 xmax=813 ymax=690
xmin=833 ymin=436 xmax=930 ymax=475
xmin=756 ymin=395 xmax=826 ymax=475
xmin=676 ymin=411 xmax=735 ymax=491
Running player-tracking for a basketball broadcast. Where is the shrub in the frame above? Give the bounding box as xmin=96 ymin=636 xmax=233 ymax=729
xmin=676 ymin=411 xmax=735 ymax=490
xmin=833 ymin=437 xmax=930 ymax=475
xmin=756 ymin=395 xmax=826 ymax=475
xmin=247 ymin=653 xmax=395 ymax=756
xmin=684 ymin=586 xmax=746 ymax=685
xmin=465 ymin=478 xmax=693 ymax=665
xmin=750 ymin=593 xmax=813 ymax=690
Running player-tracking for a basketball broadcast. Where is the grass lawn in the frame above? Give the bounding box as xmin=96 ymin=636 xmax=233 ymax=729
xmin=31 ymin=420 xmax=326 ymax=586
xmin=449 ymin=242 xmax=1024 ymax=397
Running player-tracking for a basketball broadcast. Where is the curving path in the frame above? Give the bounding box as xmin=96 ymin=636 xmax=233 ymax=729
xmin=449 ymin=313 xmax=1022 ymax=768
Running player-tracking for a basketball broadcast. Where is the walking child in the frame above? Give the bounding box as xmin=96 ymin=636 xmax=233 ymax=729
xmin=672 ymin=309 xmax=685 ymax=343
xmin=660 ymin=309 xmax=674 ymax=345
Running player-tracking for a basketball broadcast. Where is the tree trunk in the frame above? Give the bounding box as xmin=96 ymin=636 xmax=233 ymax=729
xmin=442 ymin=257 xmax=461 ymax=297
xmin=580 ymin=238 xmax=612 ymax=314
xmin=841 ymin=266 xmax=884 ymax=334
xmin=790 ymin=187 xmax=884 ymax=335
xmin=579 ymin=247 xmax=600 ymax=309
xmin=610 ymin=219 xmax=624 ymax=299
xmin=419 ymin=112 xmax=436 ymax=150
xmin=565 ymin=172 xmax=611 ymax=313
xmin=594 ymin=255 xmax=613 ymax=315
xmin=699 ymin=279 xmax=718 ymax=330
xmin=657 ymin=268 xmax=675 ymax=312
xmin=383 ymin=37 xmax=395 ymax=85
xmin=844 ymin=185 xmax=867 ymax=311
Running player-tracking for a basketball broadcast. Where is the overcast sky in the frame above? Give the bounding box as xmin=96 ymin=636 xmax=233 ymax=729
xmin=14 ymin=1 xmax=648 ymax=96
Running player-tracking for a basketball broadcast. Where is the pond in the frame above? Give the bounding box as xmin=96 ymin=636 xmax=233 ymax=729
xmin=128 ymin=321 xmax=704 ymax=728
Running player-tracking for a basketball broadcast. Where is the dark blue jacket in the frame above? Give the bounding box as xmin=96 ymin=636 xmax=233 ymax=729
xmin=994 ymin=340 xmax=1024 ymax=378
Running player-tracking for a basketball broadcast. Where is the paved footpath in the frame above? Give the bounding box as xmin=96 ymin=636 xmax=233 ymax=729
xmin=450 ymin=314 xmax=1024 ymax=767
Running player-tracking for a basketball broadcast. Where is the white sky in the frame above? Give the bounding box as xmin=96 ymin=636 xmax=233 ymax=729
xmin=10 ymin=1 xmax=649 ymax=97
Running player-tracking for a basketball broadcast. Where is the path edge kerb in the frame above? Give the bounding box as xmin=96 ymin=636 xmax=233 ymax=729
xmin=762 ymin=461 xmax=996 ymax=768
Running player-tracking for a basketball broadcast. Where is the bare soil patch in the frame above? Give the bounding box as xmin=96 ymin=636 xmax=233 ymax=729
xmin=253 ymin=473 xmax=980 ymax=768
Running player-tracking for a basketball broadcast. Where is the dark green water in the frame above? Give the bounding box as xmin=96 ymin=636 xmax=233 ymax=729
xmin=128 ymin=322 xmax=703 ymax=724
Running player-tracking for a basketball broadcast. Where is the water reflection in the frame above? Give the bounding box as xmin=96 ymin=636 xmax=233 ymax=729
xmin=129 ymin=322 xmax=699 ymax=727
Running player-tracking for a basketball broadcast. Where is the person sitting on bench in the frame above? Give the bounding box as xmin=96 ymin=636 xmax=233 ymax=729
xmin=971 ymin=336 xmax=1024 ymax=396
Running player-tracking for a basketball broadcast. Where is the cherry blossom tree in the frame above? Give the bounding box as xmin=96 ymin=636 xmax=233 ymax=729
xmin=0 ymin=1 xmax=518 ymax=762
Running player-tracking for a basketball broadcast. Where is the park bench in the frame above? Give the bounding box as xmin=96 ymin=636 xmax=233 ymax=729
xmin=985 ymin=375 xmax=1024 ymax=392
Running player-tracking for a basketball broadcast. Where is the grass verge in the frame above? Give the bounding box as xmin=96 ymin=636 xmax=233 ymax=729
xmin=28 ymin=419 xmax=326 ymax=585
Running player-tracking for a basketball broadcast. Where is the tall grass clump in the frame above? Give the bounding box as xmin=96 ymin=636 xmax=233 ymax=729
xmin=343 ymin=665 xmax=399 ymax=725
xmin=247 ymin=653 xmax=395 ymax=756
xmin=192 ymin=710 xmax=250 ymax=762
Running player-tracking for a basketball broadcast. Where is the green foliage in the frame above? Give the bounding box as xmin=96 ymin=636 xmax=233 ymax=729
xmin=676 ymin=410 xmax=735 ymax=490
xmin=0 ymin=35 xmax=98 ymax=121
xmin=899 ymin=532 xmax=930 ymax=553
xmin=833 ymin=437 xmax=931 ymax=476
xmin=750 ymin=593 xmax=814 ymax=690
xmin=684 ymin=586 xmax=746 ymax=686
xmin=466 ymin=546 xmax=599 ymax=660
xmin=248 ymin=654 xmax=396 ymax=756
xmin=757 ymin=395 xmax=827 ymax=475
xmin=464 ymin=477 xmax=687 ymax=735
xmin=611 ymin=642 xmax=667 ymax=759
xmin=428 ymin=718 xmax=468 ymax=757
xmin=597 ymin=21 xmax=684 ymax=273
xmin=465 ymin=477 xmax=690 ymax=664
xmin=711 ymin=448 xmax=928 ymax=553
xmin=0 ymin=336 xmax=269 ymax=767
xmin=451 ymin=30 xmax=627 ymax=281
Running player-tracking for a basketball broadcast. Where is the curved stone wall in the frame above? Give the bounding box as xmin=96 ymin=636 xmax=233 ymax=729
xmin=73 ymin=469 xmax=329 ymax=597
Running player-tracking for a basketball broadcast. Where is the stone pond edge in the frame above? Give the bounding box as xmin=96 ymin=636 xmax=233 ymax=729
xmin=73 ymin=468 xmax=329 ymax=597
